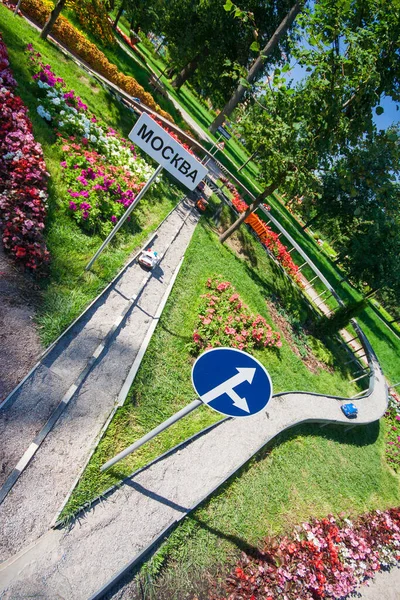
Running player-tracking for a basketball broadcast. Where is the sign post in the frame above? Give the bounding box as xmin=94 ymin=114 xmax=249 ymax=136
xmin=86 ymin=112 xmax=208 ymax=270
xmin=101 ymin=347 xmax=272 ymax=471
xmin=85 ymin=164 xmax=163 ymax=271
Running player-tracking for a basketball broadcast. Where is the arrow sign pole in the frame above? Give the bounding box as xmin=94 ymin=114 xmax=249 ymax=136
xmin=101 ymin=398 xmax=203 ymax=471
xmin=200 ymin=367 xmax=255 ymax=413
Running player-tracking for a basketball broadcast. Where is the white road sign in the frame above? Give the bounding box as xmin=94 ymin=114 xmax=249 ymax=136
xmin=129 ymin=113 xmax=208 ymax=191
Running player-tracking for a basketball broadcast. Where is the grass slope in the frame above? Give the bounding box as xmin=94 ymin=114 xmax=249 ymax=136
xmin=0 ymin=5 xmax=182 ymax=345
xmin=61 ymin=201 xmax=360 ymax=519
xmin=138 ymin=419 xmax=400 ymax=600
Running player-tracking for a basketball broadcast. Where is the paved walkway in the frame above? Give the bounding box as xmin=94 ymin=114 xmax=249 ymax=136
xmin=0 ymin=198 xmax=199 ymax=563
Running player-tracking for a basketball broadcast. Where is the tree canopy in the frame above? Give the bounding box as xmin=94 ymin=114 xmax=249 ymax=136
xmin=159 ymin=0 xmax=294 ymax=104
xmin=219 ymin=0 xmax=400 ymax=246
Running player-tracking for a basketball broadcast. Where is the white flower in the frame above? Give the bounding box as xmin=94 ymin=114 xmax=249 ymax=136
xmin=58 ymin=121 xmax=64 ymax=127
xmin=90 ymin=135 xmax=97 ymax=143
xmin=37 ymin=105 xmax=47 ymax=118
xmin=3 ymin=152 xmax=14 ymax=160
xmin=60 ymin=110 xmax=65 ymax=116
xmin=52 ymin=97 xmax=61 ymax=106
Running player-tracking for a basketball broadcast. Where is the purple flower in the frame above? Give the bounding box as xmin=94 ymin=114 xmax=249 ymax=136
xmin=60 ymin=161 xmax=67 ymax=168
xmin=80 ymin=202 xmax=91 ymax=210
xmin=111 ymin=215 xmax=117 ymax=223
xmin=76 ymin=97 xmax=88 ymax=111
xmin=69 ymin=201 xmax=77 ymax=211
xmin=80 ymin=190 xmax=89 ymax=198
xmin=76 ymin=175 xmax=88 ymax=186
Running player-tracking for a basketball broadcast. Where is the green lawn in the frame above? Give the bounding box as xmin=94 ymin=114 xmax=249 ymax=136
xmin=61 ymin=198 xmax=361 ymax=520
xmin=137 ymin=418 xmax=400 ymax=600
xmin=0 ymin=5 xmax=183 ymax=346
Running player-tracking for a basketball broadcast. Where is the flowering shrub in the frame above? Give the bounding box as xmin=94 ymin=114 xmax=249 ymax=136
xmin=190 ymin=277 xmax=282 ymax=354
xmin=27 ymin=47 xmax=156 ymax=234
xmin=213 ymin=508 xmax=400 ymax=600
xmin=222 ymin=181 xmax=301 ymax=284
xmin=10 ymin=0 xmax=172 ymax=120
xmin=113 ymin=23 xmax=138 ymax=50
xmin=385 ymin=393 xmax=400 ymax=471
xmin=0 ymin=34 xmax=49 ymax=269
xmin=67 ymin=0 xmax=115 ymax=48
xmin=60 ymin=141 xmax=148 ymax=235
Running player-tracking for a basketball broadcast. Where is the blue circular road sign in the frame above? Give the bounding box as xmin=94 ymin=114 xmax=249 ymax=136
xmin=191 ymin=347 xmax=272 ymax=418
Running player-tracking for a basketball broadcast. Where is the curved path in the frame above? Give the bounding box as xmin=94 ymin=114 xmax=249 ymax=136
xmin=0 ymin=322 xmax=387 ymax=599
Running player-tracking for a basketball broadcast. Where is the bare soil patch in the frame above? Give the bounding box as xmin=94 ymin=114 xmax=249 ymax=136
xmin=0 ymin=247 xmax=42 ymax=403
xmin=266 ymin=299 xmax=332 ymax=374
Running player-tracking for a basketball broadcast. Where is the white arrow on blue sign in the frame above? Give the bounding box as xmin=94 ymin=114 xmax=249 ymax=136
xmin=191 ymin=347 xmax=272 ymax=418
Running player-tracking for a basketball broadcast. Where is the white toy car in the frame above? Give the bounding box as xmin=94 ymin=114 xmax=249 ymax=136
xmin=138 ymin=249 xmax=159 ymax=269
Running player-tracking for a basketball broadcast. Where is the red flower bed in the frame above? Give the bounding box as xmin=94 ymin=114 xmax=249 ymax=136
xmin=0 ymin=34 xmax=49 ymax=269
xmin=212 ymin=508 xmax=400 ymax=600
xmin=190 ymin=277 xmax=282 ymax=354
xmin=223 ymin=180 xmax=300 ymax=284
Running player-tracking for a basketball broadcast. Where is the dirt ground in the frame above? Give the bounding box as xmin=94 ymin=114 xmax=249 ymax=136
xmin=0 ymin=246 xmax=43 ymax=403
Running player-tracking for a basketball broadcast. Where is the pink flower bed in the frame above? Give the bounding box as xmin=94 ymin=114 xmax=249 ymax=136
xmin=190 ymin=277 xmax=282 ymax=354
xmin=0 ymin=35 xmax=49 ymax=269
xmin=213 ymin=508 xmax=400 ymax=600
xmin=385 ymin=393 xmax=400 ymax=471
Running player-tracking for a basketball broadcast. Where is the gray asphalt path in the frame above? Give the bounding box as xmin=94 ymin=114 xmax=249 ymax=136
xmin=0 ymin=197 xmax=199 ymax=563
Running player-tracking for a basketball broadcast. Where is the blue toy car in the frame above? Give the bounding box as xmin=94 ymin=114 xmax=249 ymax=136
xmin=341 ymin=403 xmax=358 ymax=418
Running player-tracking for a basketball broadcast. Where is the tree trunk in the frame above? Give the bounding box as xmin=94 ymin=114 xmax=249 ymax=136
xmin=171 ymin=53 xmax=202 ymax=89
xmin=112 ymin=0 xmax=125 ymax=30
xmin=209 ymin=2 xmax=303 ymax=134
xmin=302 ymin=214 xmax=319 ymax=229
xmin=39 ymin=0 xmax=67 ymax=40
xmin=166 ymin=66 xmax=176 ymax=78
xmin=219 ymin=172 xmax=287 ymax=243
xmin=237 ymin=150 xmax=257 ymax=172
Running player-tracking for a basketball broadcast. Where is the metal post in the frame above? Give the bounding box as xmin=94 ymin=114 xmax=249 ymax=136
xmin=314 ymin=289 xmax=328 ymax=301
xmin=305 ymin=275 xmax=319 ymax=289
xmin=101 ymin=398 xmax=203 ymax=471
xmin=14 ymin=0 xmax=22 ymax=14
xmin=351 ymin=389 xmax=369 ymax=398
xmin=86 ymin=164 xmax=163 ymax=271
xmin=349 ymin=373 xmax=369 ymax=383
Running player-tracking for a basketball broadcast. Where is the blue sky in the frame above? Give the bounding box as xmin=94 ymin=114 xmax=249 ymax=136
xmin=283 ymin=61 xmax=399 ymax=131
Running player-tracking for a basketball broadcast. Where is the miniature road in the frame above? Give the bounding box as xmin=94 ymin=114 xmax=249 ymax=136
xmin=0 ymin=336 xmax=387 ymax=598
xmin=0 ymin=197 xmax=199 ymax=563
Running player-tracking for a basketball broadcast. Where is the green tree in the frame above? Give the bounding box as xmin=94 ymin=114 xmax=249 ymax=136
xmin=219 ymin=0 xmax=400 ymax=243
xmin=209 ymin=0 xmax=303 ymax=133
xmin=160 ymin=0 xmax=294 ymax=105
xmin=310 ymin=128 xmax=400 ymax=297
